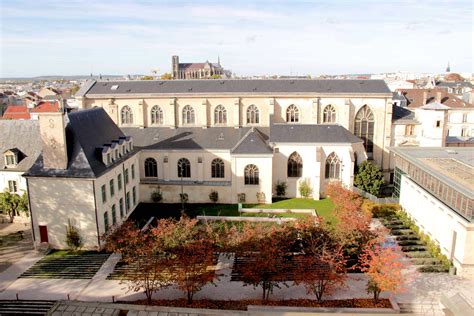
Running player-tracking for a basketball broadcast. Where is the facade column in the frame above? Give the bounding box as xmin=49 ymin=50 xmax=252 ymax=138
xmin=137 ymin=99 xmax=145 ymax=128
xmin=170 ymin=98 xmax=178 ymax=128
xmin=202 ymin=98 xmax=209 ymax=128
xmin=233 ymin=98 xmax=241 ymax=128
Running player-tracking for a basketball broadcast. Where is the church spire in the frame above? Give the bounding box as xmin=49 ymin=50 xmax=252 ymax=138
xmin=218 ymin=55 xmax=221 ymax=66
xmin=446 ymin=61 xmax=451 ymax=73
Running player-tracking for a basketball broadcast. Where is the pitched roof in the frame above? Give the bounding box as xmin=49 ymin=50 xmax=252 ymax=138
xmin=436 ymin=81 xmax=472 ymax=88
xmin=420 ymin=102 xmax=450 ymax=110
xmin=269 ymin=123 xmax=362 ymax=144
xmin=31 ymin=101 xmax=61 ymax=113
xmin=392 ymin=105 xmax=418 ymax=124
xmin=231 ymin=128 xmax=273 ymax=154
xmin=121 ymin=126 xmax=270 ymax=151
xmin=2 ymin=105 xmax=31 ymax=120
xmin=81 ymin=79 xmax=392 ymax=97
xmin=25 ymin=108 xmax=134 ymax=178
xmin=0 ymin=120 xmax=41 ymax=172
xmin=399 ymin=88 xmax=474 ymax=109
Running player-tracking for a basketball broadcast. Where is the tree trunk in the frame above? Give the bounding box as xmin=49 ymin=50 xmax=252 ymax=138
xmin=187 ymin=290 xmax=193 ymax=304
xmin=373 ymin=289 xmax=381 ymax=304
xmin=8 ymin=210 xmax=14 ymax=223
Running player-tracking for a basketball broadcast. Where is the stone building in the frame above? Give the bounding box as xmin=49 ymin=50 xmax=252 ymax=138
xmin=24 ymin=108 xmax=140 ymax=249
xmin=171 ymin=55 xmax=228 ymax=79
xmin=75 ymin=79 xmax=394 ymax=201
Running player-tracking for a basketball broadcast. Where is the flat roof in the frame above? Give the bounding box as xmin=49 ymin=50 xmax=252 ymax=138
xmin=390 ymin=147 xmax=474 ymax=199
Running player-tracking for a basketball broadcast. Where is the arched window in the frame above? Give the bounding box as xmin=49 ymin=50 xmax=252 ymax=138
xmin=151 ymin=106 xmax=163 ymax=125
xmin=244 ymin=164 xmax=259 ymax=185
xmin=144 ymin=158 xmax=158 ymax=177
xmin=323 ymin=105 xmax=336 ymax=123
xmin=325 ymin=152 xmax=341 ymax=180
xmin=182 ymin=105 xmax=195 ymax=124
xmin=121 ymin=106 xmax=133 ymax=125
xmin=246 ymin=105 xmax=259 ymax=124
xmin=214 ymin=105 xmax=227 ymax=125
xmin=211 ymin=158 xmax=225 ymax=178
xmin=287 ymin=152 xmax=303 ymax=177
xmin=354 ymin=105 xmax=375 ymax=158
xmin=177 ymin=158 xmax=191 ymax=178
xmin=286 ymin=104 xmax=299 ymax=122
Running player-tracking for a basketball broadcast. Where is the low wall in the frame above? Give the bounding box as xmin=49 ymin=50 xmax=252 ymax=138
xmin=240 ymin=208 xmax=316 ymax=216
xmin=196 ymin=215 xmax=296 ymax=222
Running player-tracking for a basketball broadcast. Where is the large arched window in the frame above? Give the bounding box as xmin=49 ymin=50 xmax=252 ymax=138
xmin=214 ymin=105 xmax=227 ymax=125
xmin=325 ymin=152 xmax=341 ymax=180
xmin=121 ymin=106 xmax=133 ymax=125
xmin=182 ymin=105 xmax=195 ymax=124
xmin=323 ymin=105 xmax=336 ymax=123
xmin=286 ymin=104 xmax=299 ymax=122
xmin=246 ymin=105 xmax=259 ymax=124
xmin=244 ymin=164 xmax=259 ymax=185
xmin=287 ymin=152 xmax=303 ymax=177
xmin=144 ymin=158 xmax=158 ymax=177
xmin=211 ymin=158 xmax=225 ymax=178
xmin=354 ymin=105 xmax=375 ymax=158
xmin=151 ymin=106 xmax=163 ymax=125
xmin=177 ymin=158 xmax=191 ymax=178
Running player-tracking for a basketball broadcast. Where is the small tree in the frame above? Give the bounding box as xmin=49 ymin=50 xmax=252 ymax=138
xmin=293 ymin=219 xmax=347 ymax=302
xmin=236 ymin=223 xmax=293 ymax=301
xmin=275 ymin=181 xmax=287 ymax=197
xmin=299 ymin=179 xmax=313 ymax=199
xmin=0 ymin=190 xmax=28 ymax=223
xmin=209 ymin=191 xmax=218 ymax=203
xmin=104 ymin=221 xmax=174 ymax=304
xmin=359 ymin=242 xmax=407 ymax=303
xmin=141 ymin=75 xmax=155 ymax=80
xmin=354 ymin=161 xmax=385 ymax=197
xmin=160 ymin=72 xmax=172 ymax=80
xmin=65 ymin=221 xmax=83 ymax=251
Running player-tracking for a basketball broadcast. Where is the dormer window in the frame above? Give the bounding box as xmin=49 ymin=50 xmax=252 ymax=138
xmin=4 ymin=150 xmax=19 ymax=168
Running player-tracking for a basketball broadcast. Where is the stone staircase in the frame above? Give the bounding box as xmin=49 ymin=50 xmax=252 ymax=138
xmin=20 ymin=252 xmax=110 ymax=279
xmin=0 ymin=300 xmax=56 ymax=315
xmin=398 ymin=302 xmax=445 ymax=315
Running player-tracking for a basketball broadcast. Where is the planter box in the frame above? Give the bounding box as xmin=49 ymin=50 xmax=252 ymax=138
xmin=197 ymin=215 xmax=296 ymax=222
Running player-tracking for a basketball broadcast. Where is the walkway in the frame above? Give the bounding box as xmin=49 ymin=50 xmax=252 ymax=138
xmin=0 ymin=251 xmax=473 ymax=315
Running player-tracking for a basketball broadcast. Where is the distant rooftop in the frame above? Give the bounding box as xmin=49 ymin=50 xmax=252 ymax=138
xmin=390 ymin=147 xmax=474 ymax=199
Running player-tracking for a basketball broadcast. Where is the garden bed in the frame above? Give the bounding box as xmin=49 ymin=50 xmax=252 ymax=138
xmin=127 ymin=298 xmax=392 ymax=310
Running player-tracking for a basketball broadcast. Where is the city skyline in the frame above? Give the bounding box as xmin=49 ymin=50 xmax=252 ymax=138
xmin=0 ymin=0 xmax=472 ymax=78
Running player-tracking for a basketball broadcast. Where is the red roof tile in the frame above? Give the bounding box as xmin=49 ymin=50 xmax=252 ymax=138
xmin=2 ymin=105 xmax=31 ymax=120
xmin=398 ymin=88 xmax=474 ymax=109
xmin=30 ymin=101 xmax=61 ymax=113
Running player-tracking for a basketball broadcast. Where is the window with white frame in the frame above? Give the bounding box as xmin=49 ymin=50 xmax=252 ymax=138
xmin=246 ymin=105 xmax=259 ymax=124
xmin=286 ymin=104 xmax=299 ymax=122
xmin=325 ymin=152 xmax=341 ymax=180
xmin=151 ymin=106 xmax=163 ymax=125
xmin=121 ymin=106 xmax=133 ymax=124
xmin=214 ymin=105 xmax=227 ymax=125
xmin=182 ymin=105 xmax=195 ymax=124
xmin=8 ymin=180 xmax=17 ymax=193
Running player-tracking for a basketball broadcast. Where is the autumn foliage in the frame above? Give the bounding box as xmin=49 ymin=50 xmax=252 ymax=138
xmin=359 ymin=241 xmax=407 ymax=303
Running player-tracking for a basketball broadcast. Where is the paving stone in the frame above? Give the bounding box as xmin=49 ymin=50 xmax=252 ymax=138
xmin=158 ymin=312 xmax=169 ymax=316
xmin=51 ymin=312 xmax=63 ymax=316
xmin=66 ymin=305 xmax=78 ymax=312
xmin=81 ymin=313 xmax=93 ymax=316
xmin=85 ymin=307 xmax=97 ymax=313
xmin=147 ymin=312 xmax=159 ymax=316
xmin=56 ymin=304 xmax=68 ymax=311
xmin=103 ymin=308 xmax=116 ymax=315
xmin=75 ymin=306 xmax=87 ymax=312
xmin=95 ymin=307 xmax=106 ymax=313
xmin=127 ymin=310 xmax=140 ymax=316
xmin=138 ymin=311 xmax=149 ymax=316
xmin=62 ymin=312 xmax=73 ymax=316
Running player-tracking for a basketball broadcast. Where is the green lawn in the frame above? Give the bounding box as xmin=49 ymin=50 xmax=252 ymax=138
xmin=247 ymin=198 xmax=335 ymax=224
xmin=131 ymin=198 xmax=335 ymax=225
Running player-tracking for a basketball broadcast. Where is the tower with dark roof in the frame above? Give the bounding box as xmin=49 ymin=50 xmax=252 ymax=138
xmin=446 ymin=61 xmax=451 ymax=73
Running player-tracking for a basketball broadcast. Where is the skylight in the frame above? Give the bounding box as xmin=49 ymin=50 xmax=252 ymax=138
xmin=111 ymin=85 xmax=119 ymax=90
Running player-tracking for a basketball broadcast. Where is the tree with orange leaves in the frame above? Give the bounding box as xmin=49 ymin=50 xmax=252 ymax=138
xmin=293 ymin=218 xmax=347 ymax=302
xmin=359 ymin=241 xmax=407 ymax=303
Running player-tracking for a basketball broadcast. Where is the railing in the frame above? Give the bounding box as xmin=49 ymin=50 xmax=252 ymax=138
xmin=352 ymin=186 xmax=399 ymax=204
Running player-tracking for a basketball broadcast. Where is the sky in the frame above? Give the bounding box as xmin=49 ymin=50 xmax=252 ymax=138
xmin=0 ymin=0 xmax=472 ymax=78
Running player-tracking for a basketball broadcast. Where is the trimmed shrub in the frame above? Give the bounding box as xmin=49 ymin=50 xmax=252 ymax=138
xmin=354 ymin=161 xmax=385 ymax=197
xmin=151 ymin=187 xmax=163 ymax=202
xmin=179 ymin=193 xmax=189 ymax=204
xmin=209 ymin=191 xmax=219 ymax=203
xmin=275 ymin=181 xmax=287 ymax=197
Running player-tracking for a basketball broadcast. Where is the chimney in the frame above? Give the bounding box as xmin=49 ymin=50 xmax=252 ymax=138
xmin=39 ymin=112 xmax=68 ymax=169
xmin=422 ymin=91 xmax=428 ymax=105
xmin=436 ymin=91 xmax=442 ymax=103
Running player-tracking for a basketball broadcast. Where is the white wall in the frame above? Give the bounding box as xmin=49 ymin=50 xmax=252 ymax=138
xmin=0 ymin=171 xmax=27 ymax=194
xmin=399 ymin=175 xmax=474 ymax=278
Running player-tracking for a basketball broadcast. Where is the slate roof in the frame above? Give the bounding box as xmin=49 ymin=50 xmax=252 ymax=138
xmin=25 ymin=108 xmax=135 ymax=178
xmin=80 ymin=79 xmax=392 ymax=97
xmin=0 ymin=120 xmax=41 ymax=172
xmin=392 ymin=105 xmax=418 ymax=124
xmin=436 ymin=81 xmax=472 ymax=88
xmin=270 ymin=123 xmax=362 ymax=144
xmin=121 ymin=126 xmax=271 ymax=152
xmin=231 ymin=128 xmax=273 ymax=154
